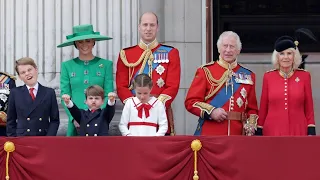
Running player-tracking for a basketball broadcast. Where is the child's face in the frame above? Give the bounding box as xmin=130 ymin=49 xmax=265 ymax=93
xmin=86 ymin=96 xmax=104 ymax=110
xmin=18 ymin=64 xmax=38 ymax=87
xmin=135 ymin=86 xmax=151 ymax=103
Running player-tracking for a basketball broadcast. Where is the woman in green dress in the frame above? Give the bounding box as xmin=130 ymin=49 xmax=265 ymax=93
xmin=57 ymin=24 xmax=114 ymax=136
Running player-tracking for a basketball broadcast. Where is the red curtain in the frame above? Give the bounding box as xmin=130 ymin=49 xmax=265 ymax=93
xmin=1 ymin=136 xmax=320 ymax=180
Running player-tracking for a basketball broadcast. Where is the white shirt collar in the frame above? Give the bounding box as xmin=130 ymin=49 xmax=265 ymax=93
xmin=26 ymin=82 xmax=39 ymax=91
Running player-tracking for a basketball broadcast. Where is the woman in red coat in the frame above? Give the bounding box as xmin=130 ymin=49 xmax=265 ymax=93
xmin=257 ymin=35 xmax=316 ymax=136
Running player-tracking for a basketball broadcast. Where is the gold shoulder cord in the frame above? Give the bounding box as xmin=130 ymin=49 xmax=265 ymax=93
xmin=202 ymin=67 xmax=228 ymax=101
xmin=120 ymin=49 xmax=154 ymax=88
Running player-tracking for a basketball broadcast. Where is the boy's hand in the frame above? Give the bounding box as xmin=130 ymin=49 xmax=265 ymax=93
xmin=62 ymin=94 xmax=71 ymax=104
xmin=108 ymin=92 xmax=117 ymax=103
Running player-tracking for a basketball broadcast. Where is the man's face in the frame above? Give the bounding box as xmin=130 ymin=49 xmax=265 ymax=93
xmin=219 ymin=36 xmax=240 ymax=63
xmin=138 ymin=13 xmax=159 ymax=44
xmin=18 ymin=64 xmax=38 ymax=87
xmin=75 ymin=39 xmax=95 ymax=56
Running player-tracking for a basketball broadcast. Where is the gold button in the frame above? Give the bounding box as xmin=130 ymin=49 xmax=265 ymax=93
xmin=285 ymin=98 xmax=287 ymax=100
xmin=27 ymin=118 xmax=30 ymax=121
xmin=87 ymin=124 xmax=90 ymax=127
xmin=86 ymin=134 xmax=89 ymax=136
xmin=39 ymin=118 xmax=42 ymax=121
xmin=285 ymin=108 xmax=287 ymax=110
xmin=94 ymin=134 xmax=97 ymax=136
xmin=27 ymin=129 xmax=30 ymax=132
xmin=285 ymin=93 xmax=287 ymax=96
xmin=284 ymin=89 xmax=287 ymax=91
xmin=95 ymin=124 xmax=98 ymax=127
xmin=39 ymin=129 xmax=42 ymax=132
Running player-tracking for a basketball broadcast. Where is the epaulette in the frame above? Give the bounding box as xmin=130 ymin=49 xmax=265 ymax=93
xmin=265 ymin=69 xmax=277 ymax=73
xmin=122 ymin=45 xmax=137 ymax=51
xmin=161 ymin=44 xmax=174 ymax=48
xmin=200 ymin=61 xmax=215 ymax=68
xmin=296 ymin=68 xmax=308 ymax=72
xmin=238 ymin=63 xmax=254 ymax=73
xmin=0 ymin=72 xmax=16 ymax=80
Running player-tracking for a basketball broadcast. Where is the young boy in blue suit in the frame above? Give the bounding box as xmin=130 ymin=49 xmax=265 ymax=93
xmin=6 ymin=57 xmax=60 ymax=136
xmin=62 ymin=85 xmax=116 ymax=136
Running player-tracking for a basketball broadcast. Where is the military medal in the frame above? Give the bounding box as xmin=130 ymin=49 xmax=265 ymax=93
xmin=156 ymin=65 xmax=165 ymax=75
xmin=99 ymin=64 xmax=104 ymax=68
xmin=240 ymin=87 xmax=247 ymax=99
xmin=164 ymin=53 xmax=169 ymax=63
xmin=295 ymin=77 xmax=300 ymax=82
xmin=156 ymin=77 xmax=165 ymax=88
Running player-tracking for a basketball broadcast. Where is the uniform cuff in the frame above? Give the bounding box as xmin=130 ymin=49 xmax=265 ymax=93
xmin=108 ymin=99 xmax=115 ymax=106
xmin=65 ymin=100 xmax=74 ymax=108
xmin=255 ymin=127 xmax=263 ymax=136
xmin=308 ymin=126 xmax=316 ymax=135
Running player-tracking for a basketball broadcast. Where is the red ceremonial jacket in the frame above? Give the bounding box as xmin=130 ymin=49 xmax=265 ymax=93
xmin=116 ymin=40 xmax=181 ymax=134
xmin=258 ymin=69 xmax=315 ymax=136
xmin=185 ymin=59 xmax=258 ymax=136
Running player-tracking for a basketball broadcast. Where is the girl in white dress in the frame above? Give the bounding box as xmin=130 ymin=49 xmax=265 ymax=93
xmin=119 ymin=74 xmax=168 ymax=136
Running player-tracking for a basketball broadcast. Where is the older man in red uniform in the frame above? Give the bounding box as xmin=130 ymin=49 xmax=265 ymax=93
xmin=116 ymin=12 xmax=181 ymax=135
xmin=185 ymin=31 xmax=258 ymax=136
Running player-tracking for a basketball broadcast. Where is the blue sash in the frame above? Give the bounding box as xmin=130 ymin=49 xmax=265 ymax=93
xmin=194 ymin=66 xmax=252 ymax=135
xmin=130 ymin=45 xmax=173 ymax=94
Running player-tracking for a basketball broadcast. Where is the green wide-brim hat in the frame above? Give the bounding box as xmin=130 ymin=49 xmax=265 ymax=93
xmin=57 ymin=24 xmax=112 ymax=48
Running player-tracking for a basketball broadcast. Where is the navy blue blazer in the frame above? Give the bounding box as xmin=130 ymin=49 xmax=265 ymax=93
xmin=68 ymin=102 xmax=115 ymax=136
xmin=6 ymin=83 xmax=60 ymax=136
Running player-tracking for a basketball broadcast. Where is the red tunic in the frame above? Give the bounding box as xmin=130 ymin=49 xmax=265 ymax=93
xmin=185 ymin=59 xmax=258 ymax=136
xmin=258 ymin=69 xmax=315 ymax=136
xmin=116 ymin=40 xmax=181 ymax=134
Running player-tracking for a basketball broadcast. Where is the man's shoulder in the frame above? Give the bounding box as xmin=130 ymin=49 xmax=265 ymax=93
xmin=238 ymin=64 xmax=255 ymax=74
xmin=122 ymin=45 xmax=139 ymax=51
xmin=200 ymin=61 xmax=215 ymax=69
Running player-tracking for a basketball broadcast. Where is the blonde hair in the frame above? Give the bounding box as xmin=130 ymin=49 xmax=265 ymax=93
xmin=271 ymin=47 xmax=302 ymax=70
xmin=15 ymin=57 xmax=38 ymax=75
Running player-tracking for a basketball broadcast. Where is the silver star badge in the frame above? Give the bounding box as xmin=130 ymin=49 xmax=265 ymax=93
xmin=237 ymin=97 xmax=243 ymax=108
xmin=156 ymin=77 xmax=165 ymax=88
xmin=156 ymin=65 xmax=165 ymax=75
xmin=240 ymin=87 xmax=247 ymax=99
xmin=295 ymin=77 xmax=300 ymax=82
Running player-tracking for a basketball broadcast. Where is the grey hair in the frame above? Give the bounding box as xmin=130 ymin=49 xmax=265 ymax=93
xmin=271 ymin=47 xmax=302 ymax=70
xmin=217 ymin=31 xmax=242 ymax=52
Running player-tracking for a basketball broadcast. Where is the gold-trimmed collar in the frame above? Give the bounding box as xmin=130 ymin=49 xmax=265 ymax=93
xmin=138 ymin=39 xmax=159 ymax=50
xmin=217 ymin=57 xmax=237 ymax=69
xmin=279 ymin=69 xmax=294 ymax=78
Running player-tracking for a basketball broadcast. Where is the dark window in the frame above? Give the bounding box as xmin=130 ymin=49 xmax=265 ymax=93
xmin=213 ymin=0 xmax=320 ymax=55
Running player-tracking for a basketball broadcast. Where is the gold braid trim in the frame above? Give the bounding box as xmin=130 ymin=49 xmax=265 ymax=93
xmin=192 ymin=102 xmax=215 ymax=119
xmin=120 ymin=49 xmax=154 ymax=88
xmin=202 ymin=67 xmax=229 ymax=101
xmin=157 ymin=94 xmax=172 ymax=106
xmin=120 ymin=49 xmax=147 ymax=68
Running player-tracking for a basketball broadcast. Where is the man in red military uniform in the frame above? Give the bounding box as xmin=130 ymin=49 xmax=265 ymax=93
xmin=116 ymin=12 xmax=181 ymax=135
xmin=185 ymin=31 xmax=258 ymax=136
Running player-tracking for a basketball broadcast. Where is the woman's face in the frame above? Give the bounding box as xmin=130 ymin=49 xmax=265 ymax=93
xmin=75 ymin=39 xmax=95 ymax=55
xmin=278 ymin=49 xmax=294 ymax=69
